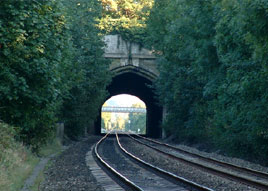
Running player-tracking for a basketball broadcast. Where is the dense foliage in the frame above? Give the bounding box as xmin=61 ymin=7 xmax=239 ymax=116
xmin=125 ymin=112 xmax=146 ymax=134
xmin=59 ymin=0 xmax=111 ymax=139
xmin=124 ymin=103 xmax=146 ymax=134
xmin=0 ymin=0 xmax=110 ymax=148
xmin=1 ymin=0 xmax=267 ymax=164
xmin=98 ymin=0 xmax=154 ymax=44
xmin=0 ymin=1 xmax=74 ymax=148
xmin=0 ymin=122 xmax=38 ymax=190
xmin=147 ymin=0 xmax=268 ymax=163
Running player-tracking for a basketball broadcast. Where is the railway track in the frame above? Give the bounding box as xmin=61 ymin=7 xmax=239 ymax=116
xmin=127 ymin=134 xmax=268 ymax=191
xmin=94 ymin=133 xmax=214 ymax=191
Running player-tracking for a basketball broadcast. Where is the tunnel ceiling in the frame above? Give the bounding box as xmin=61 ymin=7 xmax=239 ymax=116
xmin=108 ymin=72 xmax=155 ymax=103
xmin=96 ymin=72 xmax=163 ymax=138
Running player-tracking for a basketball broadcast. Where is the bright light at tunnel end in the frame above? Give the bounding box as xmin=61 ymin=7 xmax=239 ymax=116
xmin=105 ymin=94 xmax=146 ymax=108
xmin=101 ymin=94 xmax=147 ymax=135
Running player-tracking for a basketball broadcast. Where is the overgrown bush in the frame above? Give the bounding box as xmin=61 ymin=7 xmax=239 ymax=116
xmin=147 ymin=0 xmax=268 ymax=164
xmin=0 ymin=0 xmax=74 ymax=149
xmin=0 ymin=0 xmax=111 ymax=147
xmin=59 ymin=0 xmax=111 ymax=139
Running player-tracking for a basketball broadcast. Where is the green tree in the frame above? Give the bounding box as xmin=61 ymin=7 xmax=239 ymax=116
xmin=125 ymin=103 xmax=146 ymax=133
xmin=147 ymin=0 xmax=218 ymax=143
xmin=99 ymin=0 xmax=154 ymax=44
xmin=59 ymin=0 xmax=111 ymax=139
xmin=0 ymin=0 xmax=74 ymax=148
xmin=102 ymin=103 xmax=112 ymax=131
xmin=210 ymin=0 xmax=268 ymax=158
xmin=146 ymin=0 xmax=268 ymax=163
xmin=125 ymin=113 xmax=146 ymax=134
xmin=0 ymin=0 xmax=112 ymax=147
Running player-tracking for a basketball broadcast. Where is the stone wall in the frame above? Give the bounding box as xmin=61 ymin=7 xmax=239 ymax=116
xmin=103 ymin=35 xmax=159 ymax=80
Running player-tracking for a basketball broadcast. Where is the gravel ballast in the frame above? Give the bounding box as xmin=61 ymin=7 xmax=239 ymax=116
xmin=98 ymin=137 xmax=185 ymax=190
xmin=39 ymin=134 xmax=268 ymax=191
xmin=119 ymin=136 xmax=260 ymax=191
xmin=168 ymin=142 xmax=268 ymax=173
xmin=40 ymin=136 xmax=104 ymax=191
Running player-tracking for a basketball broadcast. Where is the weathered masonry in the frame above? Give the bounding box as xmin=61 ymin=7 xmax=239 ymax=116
xmin=95 ymin=35 xmax=163 ymax=138
xmin=104 ymin=34 xmax=159 ymax=80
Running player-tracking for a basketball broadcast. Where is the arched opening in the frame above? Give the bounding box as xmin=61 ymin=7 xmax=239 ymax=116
xmin=95 ymin=72 xmax=163 ymax=138
xmin=101 ymin=94 xmax=147 ymax=134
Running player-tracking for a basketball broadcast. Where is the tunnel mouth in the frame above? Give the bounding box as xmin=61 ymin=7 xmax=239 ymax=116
xmin=101 ymin=94 xmax=147 ymax=134
xmin=95 ymin=72 xmax=163 ymax=138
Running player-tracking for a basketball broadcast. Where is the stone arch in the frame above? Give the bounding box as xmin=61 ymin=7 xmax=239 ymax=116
xmin=94 ymin=35 xmax=162 ymax=138
xmin=103 ymin=34 xmax=159 ymax=79
xmin=111 ymin=65 xmax=158 ymax=82
xmin=95 ymin=72 xmax=163 ymax=138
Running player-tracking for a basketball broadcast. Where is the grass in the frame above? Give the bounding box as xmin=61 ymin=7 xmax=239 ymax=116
xmin=0 ymin=122 xmax=63 ymax=191
xmin=29 ymin=138 xmax=63 ymax=191
xmin=38 ymin=138 xmax=62 ymax=157
xmin=0 ymin=122 xmax=39 ymax=191
xmin=0 ymin=153 xmax=39 ymax=191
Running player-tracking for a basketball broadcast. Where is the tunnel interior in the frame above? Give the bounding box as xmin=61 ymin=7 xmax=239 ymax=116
xmin=95 ymin=72 xmax=163 ymax=138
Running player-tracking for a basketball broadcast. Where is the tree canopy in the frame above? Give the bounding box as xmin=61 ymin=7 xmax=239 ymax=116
xmin=59 ymin=0 xmax=111 ymax=139
xmin=147 ymin=0 xmax=268 ymax=163
xmin=98 ymin=0 xmax=154 ymax=44
xmin=1 ymin=0 xmax=268 ymax=164
xmin=0 ymin=0 xmax=75 ymax=148
xmin=0 ymin=0 xmax=111 ymax=149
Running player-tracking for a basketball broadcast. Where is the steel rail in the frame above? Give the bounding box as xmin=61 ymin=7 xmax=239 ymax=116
xmin=133 ymin=134 xmax=268 ymax=179
xmin=129 ymin=134 xmax=268 ymax=191
xmin=94 ymin=133 xmax=144 ymax=191
xmin=116 ymin=133 xmax=214 ymax=191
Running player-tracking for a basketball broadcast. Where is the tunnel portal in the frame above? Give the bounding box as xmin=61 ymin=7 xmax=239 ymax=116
xmin=94 ymin=35 xmax=162 ymax=138
xmin=95 ymin=72 xmax=163 ymax=138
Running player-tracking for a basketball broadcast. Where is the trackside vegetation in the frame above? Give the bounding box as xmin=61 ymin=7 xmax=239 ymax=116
xmin=98 ymin=0 xmax=154 ymax=44
xmin=146 ymin=0 xmax=268 ymax=164
xmin=0 ymin=122 xmax=63 ymax=191
xmin=0 ymin=122 xmax=39 ymax=191
xmin=1 ymin=1 xmax=268 ymax=188
xmin=1 ymin=0 xmax=110 ymax=188
xmin=0 ymin=0 xmax=73 ymax=149
xmin=59 ymin=0 xmax=111 ymax=139
xmin=0 ymin=0 xmax=111 ymax=149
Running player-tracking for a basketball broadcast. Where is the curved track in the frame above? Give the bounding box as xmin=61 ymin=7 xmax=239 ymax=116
xmin=128 ymin=134 xmax=268 ymax=191
xmin=94 ymin=133 xmax=214 ymax=191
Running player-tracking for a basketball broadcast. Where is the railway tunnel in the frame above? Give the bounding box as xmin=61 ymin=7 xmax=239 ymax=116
xmin=94 ymin=35 xmax=163 ymax=138
xmin=95 ymin=71 xmax=163 ymax=138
